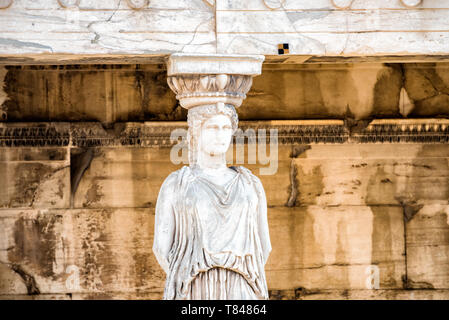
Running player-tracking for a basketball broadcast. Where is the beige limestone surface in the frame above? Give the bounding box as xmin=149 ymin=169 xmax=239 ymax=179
xmin=1 ymin=141 xmax=449 ymax=299
xmin=2 ymin=63 xmax=449 ymax=123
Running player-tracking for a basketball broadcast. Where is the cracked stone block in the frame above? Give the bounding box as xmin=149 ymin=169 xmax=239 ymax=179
xmin=0 ymin=1 xmax=215 ymax=55
xmin=216 ymin=5 xmax=449 ymax=56
xmin=0 ymin=148 xmax=70 ymax=209
xmin=404 ymin=63 xmax=449 ymax=117
xmin=0 ymin=208 xmax=164 ymax=295
xmin=291 ymin=158 xmax=449 ymax=206
xmin=243 ymin=63 xmax=449 ymax=120
xmin=20 ymin=0 xmax=210 ymax=10
xmin=3 ymin=63 xmax=449 ymax=122
xmin=285 ymin=144 xmax=449 ymax=206
xmin=72 ymin=147 xmax=185 ymax=208
xmin=2 ymin=0 xmax=449 ymax=57
xmin=217 ymin=144 xmax=449 ymax=208
xmin=406 ymin=204 xmax=449 ymax=289
xmin=241 ymin=63 xmax=402 ymax=120
xmin=265 ymin=206 xmax=405 ymax=290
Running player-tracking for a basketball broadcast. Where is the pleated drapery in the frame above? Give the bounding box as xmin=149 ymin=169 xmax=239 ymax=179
xmin=153 ymin=165 xmax=271 ymax=300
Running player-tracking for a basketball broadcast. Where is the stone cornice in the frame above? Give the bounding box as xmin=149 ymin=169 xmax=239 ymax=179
xmin=0 ymin=119 xmax=448 ymax=147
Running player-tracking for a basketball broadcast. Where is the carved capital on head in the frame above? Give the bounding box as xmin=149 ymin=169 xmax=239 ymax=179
xmin=167 ymin=74 xmax=253 ymax=109
xmin=0 ymin=105 xmax=6 ymax=121
xmin=166 ymin=53 xmax=264 ymax=110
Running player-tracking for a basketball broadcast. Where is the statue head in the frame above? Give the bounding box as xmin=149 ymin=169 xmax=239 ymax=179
xmin=187 ymin=103 xmax=238 ymax=167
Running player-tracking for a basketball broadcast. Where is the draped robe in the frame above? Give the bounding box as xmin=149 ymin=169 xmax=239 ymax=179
xmin=153 ymin=165 xmax=271 ymax=300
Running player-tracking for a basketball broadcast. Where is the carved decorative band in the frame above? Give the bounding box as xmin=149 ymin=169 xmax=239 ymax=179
xmin=239 ymin=122 xmax=349 ymax=144
xmin=72 ymin=123 xmax=188 ymax=147
xmin=167 ymin=74 xmax=253 ymax=109
xmin=0 ymin=120 xmax=448 ymax=147
xmin=0 ymin=125 xmax=70 ymax=147
xmin=354 ymin=119 xmax=449 ymax=143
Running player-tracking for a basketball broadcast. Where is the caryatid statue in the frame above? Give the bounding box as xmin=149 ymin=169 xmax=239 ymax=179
xmin=153 ymin=54 xmax=271 ymax=300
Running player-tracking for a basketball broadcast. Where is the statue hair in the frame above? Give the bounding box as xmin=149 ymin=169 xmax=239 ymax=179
xmin=187 ymin=103 xmax=238 ymax=167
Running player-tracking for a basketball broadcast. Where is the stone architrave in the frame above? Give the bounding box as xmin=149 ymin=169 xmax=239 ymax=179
xmin=152 ymin=53 xmax=272 ymax=300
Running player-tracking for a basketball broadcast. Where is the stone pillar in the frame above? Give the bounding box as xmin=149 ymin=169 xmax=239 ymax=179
xmin=166 ymin=53 xmax=264 ymax=110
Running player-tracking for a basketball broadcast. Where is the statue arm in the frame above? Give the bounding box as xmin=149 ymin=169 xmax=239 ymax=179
xmin=152 ymin=173 xmax=177 ymax=274
xmin=255 ymin=177 xmax=272 ymax=265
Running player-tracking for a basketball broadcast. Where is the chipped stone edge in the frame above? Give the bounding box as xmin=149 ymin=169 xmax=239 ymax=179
xmin=166 ymin=53 xmax=265 ymax=76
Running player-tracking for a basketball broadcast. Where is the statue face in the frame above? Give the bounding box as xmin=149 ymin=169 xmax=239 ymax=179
xmin=199 ymin=114 xmax=233 ymax=156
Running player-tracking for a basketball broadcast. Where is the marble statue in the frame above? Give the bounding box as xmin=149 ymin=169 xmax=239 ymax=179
xmin=152 ymin=101 xmax=272 ymax=300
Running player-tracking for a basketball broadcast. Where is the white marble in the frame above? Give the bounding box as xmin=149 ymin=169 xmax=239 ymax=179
xmin=1 ymin=0 xmax=449 ymax=58
xmin=167 ymin=53 xmax=265 ymax=76
xmin=217 ymin=32 xmax=449 ymax=55
xmin=166 ymin=53 xmax=264 ymax=109
xmin=153 ymin=54 xmax=271 ymax=300
xmin=218 ymin=0 xmax=447 ymax=10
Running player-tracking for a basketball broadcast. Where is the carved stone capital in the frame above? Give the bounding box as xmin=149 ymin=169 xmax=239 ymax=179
xmin=166 ymin=53 xmax=264 ymax=109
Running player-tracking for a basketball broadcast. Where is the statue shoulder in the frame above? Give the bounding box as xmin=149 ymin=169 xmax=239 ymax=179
xmin=159 ymin=165 xmax=192 ymax=193
xmin=233 ymin=165 xmax=264 ymax=189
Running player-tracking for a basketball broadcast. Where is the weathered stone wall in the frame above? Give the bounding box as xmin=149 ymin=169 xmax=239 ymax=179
xmin=1 ymin=138 xmax=449 ymax=300
xmin=2 ymin=63 xmax=449 ymax=123
xmin=1 ymin=0 xmax=449 ymax=58
xmin=1 ymin=63 xmax=449 ymax=300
